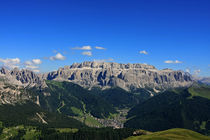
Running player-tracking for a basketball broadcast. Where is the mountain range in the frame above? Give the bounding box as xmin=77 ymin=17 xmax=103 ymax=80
xmin=0 ymin=61 xmax=210 ymax=139
xmin=1 ymin=61 xmax=193 ymax=90
xmin=0 ymin=61 xmax=194 ymax=106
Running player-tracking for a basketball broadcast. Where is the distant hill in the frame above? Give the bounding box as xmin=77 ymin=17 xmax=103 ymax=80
xmin=125 ymin=85 xmax=210 ymax=135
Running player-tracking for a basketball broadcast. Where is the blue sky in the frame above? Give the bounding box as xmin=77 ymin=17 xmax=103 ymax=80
xmin=0 ymin=0 xmax=209 ymax=76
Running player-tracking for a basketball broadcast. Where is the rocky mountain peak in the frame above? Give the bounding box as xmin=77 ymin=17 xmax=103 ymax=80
xmin=0 ymin=62 xmax=194 ymax=91
xmin=46 ymin=61 xmax=193 ymax=91
xmin=0 ymin=67 xmax=46 ymax=87
xmin=68 ymin=61 xmax=156 ymax=70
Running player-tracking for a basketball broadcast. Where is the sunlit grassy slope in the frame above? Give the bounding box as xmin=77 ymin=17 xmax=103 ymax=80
xmin=188 ymin=85 xmax=210 ymax=99
xmin=125 ymin=128 xmax=210 ymax=140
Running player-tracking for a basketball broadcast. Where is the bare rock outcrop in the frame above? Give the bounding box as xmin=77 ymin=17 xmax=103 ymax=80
xmin=0 ymin=67 xmax=46 ymax=88
xmin=46 ymin=61 xmax=193 ymax=90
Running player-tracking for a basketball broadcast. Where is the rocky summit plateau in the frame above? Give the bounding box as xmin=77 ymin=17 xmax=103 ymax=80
xmin=46 ymin=61 xmax=193 ymax=90
xmin=1 ymin=61 xmax=193 ymax=91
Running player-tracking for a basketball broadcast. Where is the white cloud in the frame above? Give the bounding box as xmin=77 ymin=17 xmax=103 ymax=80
xmin=24 ymin=59 xmax=42 ymax=65
xmin=24 ymin=61 xmax=33 ymax=65
xmin=139 ymin=50 xmax=148 ymax=55
xmin=164 ymin=60 xmax=173 ymax=64
xmin=164 ymin=60 xmax=182 ymax=64
xmin=0 ymin=58 xmax=20 ymax=69
xmin=0 ymin=58 xmax=20 ymax=64
xmin=174 ymin=60 xmax=182 ymax=63
xmin=82 ymin=51 xmax=92 ymax=56
xmin=95 ymin=46 xmax=106 ymax=50
xmin=72 ymin=46 xmax=92 ymax=50
xmin=50 ymin=53 xmax=66 ymax=61
xmin=93 ymin=58 xmax=114 ymax=62
xmin=24 ymin=59 xmax=42 ymax=72
xmin=32 ymin=59 xmax=42 ymax=65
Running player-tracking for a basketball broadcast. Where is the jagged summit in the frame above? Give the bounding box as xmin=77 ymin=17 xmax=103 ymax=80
xmin=46 ymin=61 xmax=193 ymax=91
xmin=0 ymin=62 xmax=194 ymax=91
xmin=67 ymin=61 xmax=156 ymax=70
xmin=0 ymin=67 xmax=45 ymax=87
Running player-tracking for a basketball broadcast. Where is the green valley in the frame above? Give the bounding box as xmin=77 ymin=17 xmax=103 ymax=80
xmin=1 ymin=79 xmax=210 ymax=139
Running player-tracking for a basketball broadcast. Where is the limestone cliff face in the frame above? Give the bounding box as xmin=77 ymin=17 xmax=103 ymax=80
xmin=0 ymin=67 xmax=46 ymax=87
xmin=0 ymin=61 xmax=194 ymax=91
xmin=46 ymin=62 xmax=193 ymax=90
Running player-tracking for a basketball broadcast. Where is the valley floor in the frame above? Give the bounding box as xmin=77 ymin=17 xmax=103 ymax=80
xmin=72 ymin=108 xmax=129 ymax=128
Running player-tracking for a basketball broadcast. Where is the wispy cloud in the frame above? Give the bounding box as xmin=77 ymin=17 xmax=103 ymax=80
xmin=24 ymin=59 xmax=42 ymax=73
xmin=93 ymin=58 xmax=114 ymax=62
xmin=82 ymin=51 xmax=92 ymax=56
xmin=50 ymin=53 xmax=66 ymax=61
xmin=32 ymin=59 xmax=42 ymax=65
xmin=139 ymin=50 xmax=148 ymax=55
xmin=95 ymin=46 xmax=106 ymax=50
xmin=72 ymin=46 xmax=92 ymax=50
xmin=25 ymin=59 xmax=42 ymax=66
xmin=164 ymin=60 xmax=182 ymax=64
xmin=0 ymin=58 xmax=20 ymax=69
